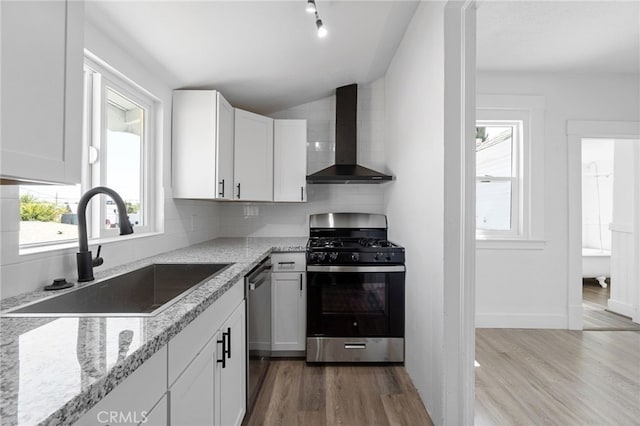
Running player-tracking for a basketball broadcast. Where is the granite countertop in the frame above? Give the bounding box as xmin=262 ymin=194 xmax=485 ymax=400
xmin=0 ymin=237 xmax=307 ymax=426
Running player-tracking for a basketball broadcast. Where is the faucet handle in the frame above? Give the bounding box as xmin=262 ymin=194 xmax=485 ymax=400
xmin=92 ymin=245 xmax=104 ymax=267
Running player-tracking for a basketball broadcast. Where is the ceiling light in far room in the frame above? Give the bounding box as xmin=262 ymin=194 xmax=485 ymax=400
xmin=315 ymin=12 xmax=328 ymax=38
xmin=306 ymin=0 xmax=317 ymax=14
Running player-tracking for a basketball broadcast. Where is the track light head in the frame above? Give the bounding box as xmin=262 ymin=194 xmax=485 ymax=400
xmin=315 ymin=12 xmax=327 ymax=38
xmin=306 ymin=0 xmax=317 ymax=14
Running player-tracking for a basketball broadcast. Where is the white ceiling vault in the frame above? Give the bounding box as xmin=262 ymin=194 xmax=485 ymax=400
xmin=86 ymin=1 xmax=639 ymax=114
xmin=86 ymin=1 xmax=420 ymax=114
xmin=476 ymin=1 xmax=640 ymax=74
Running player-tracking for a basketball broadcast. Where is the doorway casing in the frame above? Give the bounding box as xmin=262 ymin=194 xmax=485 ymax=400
xmin=567 ymin=120 xmax=640 ymax=329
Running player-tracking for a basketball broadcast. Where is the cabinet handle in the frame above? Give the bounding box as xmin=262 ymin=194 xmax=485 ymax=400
xmin=300 ymin=273 xmax=303 ymax=292
xmin=225 ymin=327 xmax=231 ymax=359
xmin=218 ymin=179 xmax=225 ymax=197
xmin=236 ymin=183 xmax=241 ymax=199
xmin=217 ymin=333 xmax=227 ymax=368
xmin=301 ymin=186 xmax=304 ymax=201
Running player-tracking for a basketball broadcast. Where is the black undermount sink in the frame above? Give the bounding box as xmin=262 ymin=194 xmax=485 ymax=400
xmin=2 ymin=263 xmax=232 ymax=317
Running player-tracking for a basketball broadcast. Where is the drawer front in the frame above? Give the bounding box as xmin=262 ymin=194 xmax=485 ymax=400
xmin=271 ymin=252 xmax=306 ymax=272
xmin=168 ymin=279 xmax=243 ymax=386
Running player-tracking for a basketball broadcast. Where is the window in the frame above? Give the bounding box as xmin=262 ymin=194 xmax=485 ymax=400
xmin=476 ymin=121 xmax=522 ymax=235
xmin=84 ymin=56 xmax=156 ymax=238
xmin=475 ymin=94 xmax=545 ymax=242
xmin=18 ymin=53 xmax=157 ymax=248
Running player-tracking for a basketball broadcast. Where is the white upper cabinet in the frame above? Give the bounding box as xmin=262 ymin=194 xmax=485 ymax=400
xmin=233 ymin=109 xmax=274 ymax=201
xmin=172 ymin=90 xmax=235 ymax=199
xmin=0 ymin=0 xmax=84 ymax=184
xmin=274 ymin=120 xmax=307 ymax=202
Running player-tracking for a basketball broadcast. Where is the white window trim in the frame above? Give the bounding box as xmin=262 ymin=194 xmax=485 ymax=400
xmin=476 ymin=94 xmax=545 ymax=243
xmin=84 ymin=53 xmax=158 ymax=240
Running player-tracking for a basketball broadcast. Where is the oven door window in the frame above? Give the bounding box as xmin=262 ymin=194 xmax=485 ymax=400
xmin=321 ymin=280 xmax=386 ymax=315
xmin=307 ymin=271 xmax=404 ymax=338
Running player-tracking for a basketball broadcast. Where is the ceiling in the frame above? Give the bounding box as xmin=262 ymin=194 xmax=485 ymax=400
xmin=86 ymin=1 xmax=419 ymax=114
xmin=86 ymin=1 xmax=639 ymax=114
xmin=476 ymin=1 xmax=640 ymax=74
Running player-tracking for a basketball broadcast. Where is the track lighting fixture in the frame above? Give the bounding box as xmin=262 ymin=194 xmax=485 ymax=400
xmin=306 ymin=0 xmax=317 ymax=14
xmin=306 ymin=0 xmax=327 ymax=38
xmin=315 ymin=12 xmax=327 ymax=38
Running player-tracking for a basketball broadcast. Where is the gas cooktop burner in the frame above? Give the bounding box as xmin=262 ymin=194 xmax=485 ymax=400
xmin=359 ymin=238 xmax=393 ymax=248
xmin=309 ymin=238 xmax=344 ymax=248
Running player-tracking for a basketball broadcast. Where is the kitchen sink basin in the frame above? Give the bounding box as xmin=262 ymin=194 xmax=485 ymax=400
xmin=2 ymin=263 xmax=232 ymax=317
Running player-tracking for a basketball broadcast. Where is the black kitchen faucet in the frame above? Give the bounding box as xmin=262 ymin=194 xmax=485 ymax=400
xmin=76 ymin=186 xmax=134 ymax=282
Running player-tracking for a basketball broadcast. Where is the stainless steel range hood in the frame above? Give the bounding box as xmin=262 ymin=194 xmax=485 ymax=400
xmin=306 ymin=84 xmax=392 ymax=184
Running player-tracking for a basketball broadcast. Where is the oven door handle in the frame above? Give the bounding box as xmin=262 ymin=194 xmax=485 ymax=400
xmin=307 ymin=265 xmax=405 ymax=273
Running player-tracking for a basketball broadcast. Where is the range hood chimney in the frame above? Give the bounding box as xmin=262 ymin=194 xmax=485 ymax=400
xmin=306 ymin=84 xmax=393 ymax=184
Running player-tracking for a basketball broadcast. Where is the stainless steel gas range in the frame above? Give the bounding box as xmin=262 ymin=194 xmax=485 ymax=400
xmin=306 ymin=213 xmax=405 ymax=363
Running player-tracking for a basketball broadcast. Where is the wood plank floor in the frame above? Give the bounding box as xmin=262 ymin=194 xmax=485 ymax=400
xmin=475 ymin=328 xmax=640 ymax=426
xmin=583 ymin=279 xmax=640 ymax=330
xmin=244 ymin=360 xmax=434 ymax=426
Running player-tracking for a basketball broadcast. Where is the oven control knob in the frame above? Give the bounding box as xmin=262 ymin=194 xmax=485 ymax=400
xmin=351 ymin=253 xmax=360 ymax=262
xmin=374 ymin=252 xmax=388 ymax=261
xmin=329 ymin=252 xmax=338 ymax=262
xmin=313 ymin=252 xmax=327 ymax=262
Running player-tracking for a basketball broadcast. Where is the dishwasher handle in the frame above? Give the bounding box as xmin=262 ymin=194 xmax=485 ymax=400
xmin=247 ymin=262 xmax=272 ymax=291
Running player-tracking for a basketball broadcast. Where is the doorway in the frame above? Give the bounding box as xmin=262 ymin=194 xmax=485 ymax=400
xmin=567 ymin=121 xmax=640 ymax=330
xmin=580 ymin=138 xmax=640 ymax=330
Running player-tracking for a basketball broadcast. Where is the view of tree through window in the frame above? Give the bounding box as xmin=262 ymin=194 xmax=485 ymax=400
xmin=19 ymin=184 xmax=81 ymax=245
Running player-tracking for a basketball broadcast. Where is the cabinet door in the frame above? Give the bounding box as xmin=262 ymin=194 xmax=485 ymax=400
xmin=274 ymin=120 xmax=308 ymax=202
xmin=0 ymin=0 xmax=83 ymax=184
xmin=272 ymin=272 xmax=306 ymax=352
xmin=172 ymin=90 xmax=218 ymax=199
xmin=234 ymin=109 xmax=273 ymax=201
xmin=216 ymin=93 xmax=235 ymax=200
xmin=216 ymin=302 xmax=246 ymax=426
xmin=74 ymin=347 xmax=168 ymax=426
xmin=170 ymin=337 xmax=217 ymax=426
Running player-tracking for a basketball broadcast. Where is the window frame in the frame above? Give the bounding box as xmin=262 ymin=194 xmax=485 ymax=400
xmin=476 ymin=95 xmax=545 ymax=243
xmin=83 ymin=54 xmax=157 ymax=240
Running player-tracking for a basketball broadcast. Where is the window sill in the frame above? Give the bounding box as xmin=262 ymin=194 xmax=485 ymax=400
xmin=19 ymin=231 xmax=164 ymax=257
xmin=476 ymin=239 xmax=546 ymax=250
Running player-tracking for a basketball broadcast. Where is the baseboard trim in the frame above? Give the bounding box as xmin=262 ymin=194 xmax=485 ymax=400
xmin=607 ymin=299 xmax=634 ymax=318
xmin=476 ymin=313 xmax=567 ymax=329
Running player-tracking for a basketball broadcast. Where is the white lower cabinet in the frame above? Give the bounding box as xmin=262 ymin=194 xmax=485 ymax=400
xmin=170 ymin=337 xmax=216 ymax=425
xmin=74 ymin=348 xmax=168 ymax=426
xmin=271 ymin=252 xmax=306 ymax=354
xmin=168 ymin=281 xmax=246 ymax=426
xmin=216 ymin=303 xmax=246 ymax=426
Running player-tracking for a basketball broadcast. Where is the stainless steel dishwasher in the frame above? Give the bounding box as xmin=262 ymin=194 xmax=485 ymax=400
xmin=245 ymin=256 xmax=272 ymax=418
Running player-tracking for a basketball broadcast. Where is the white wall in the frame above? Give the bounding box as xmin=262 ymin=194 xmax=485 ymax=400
xmin=217 ymin=80 xmax=387 ymax=237
xmin=384 ymin=1 xmax=446 ymax=423
xmin=0 ymin=21 xmax=221 ymax=299
xmin=476 ymin=72 xmax=640 ymax=328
